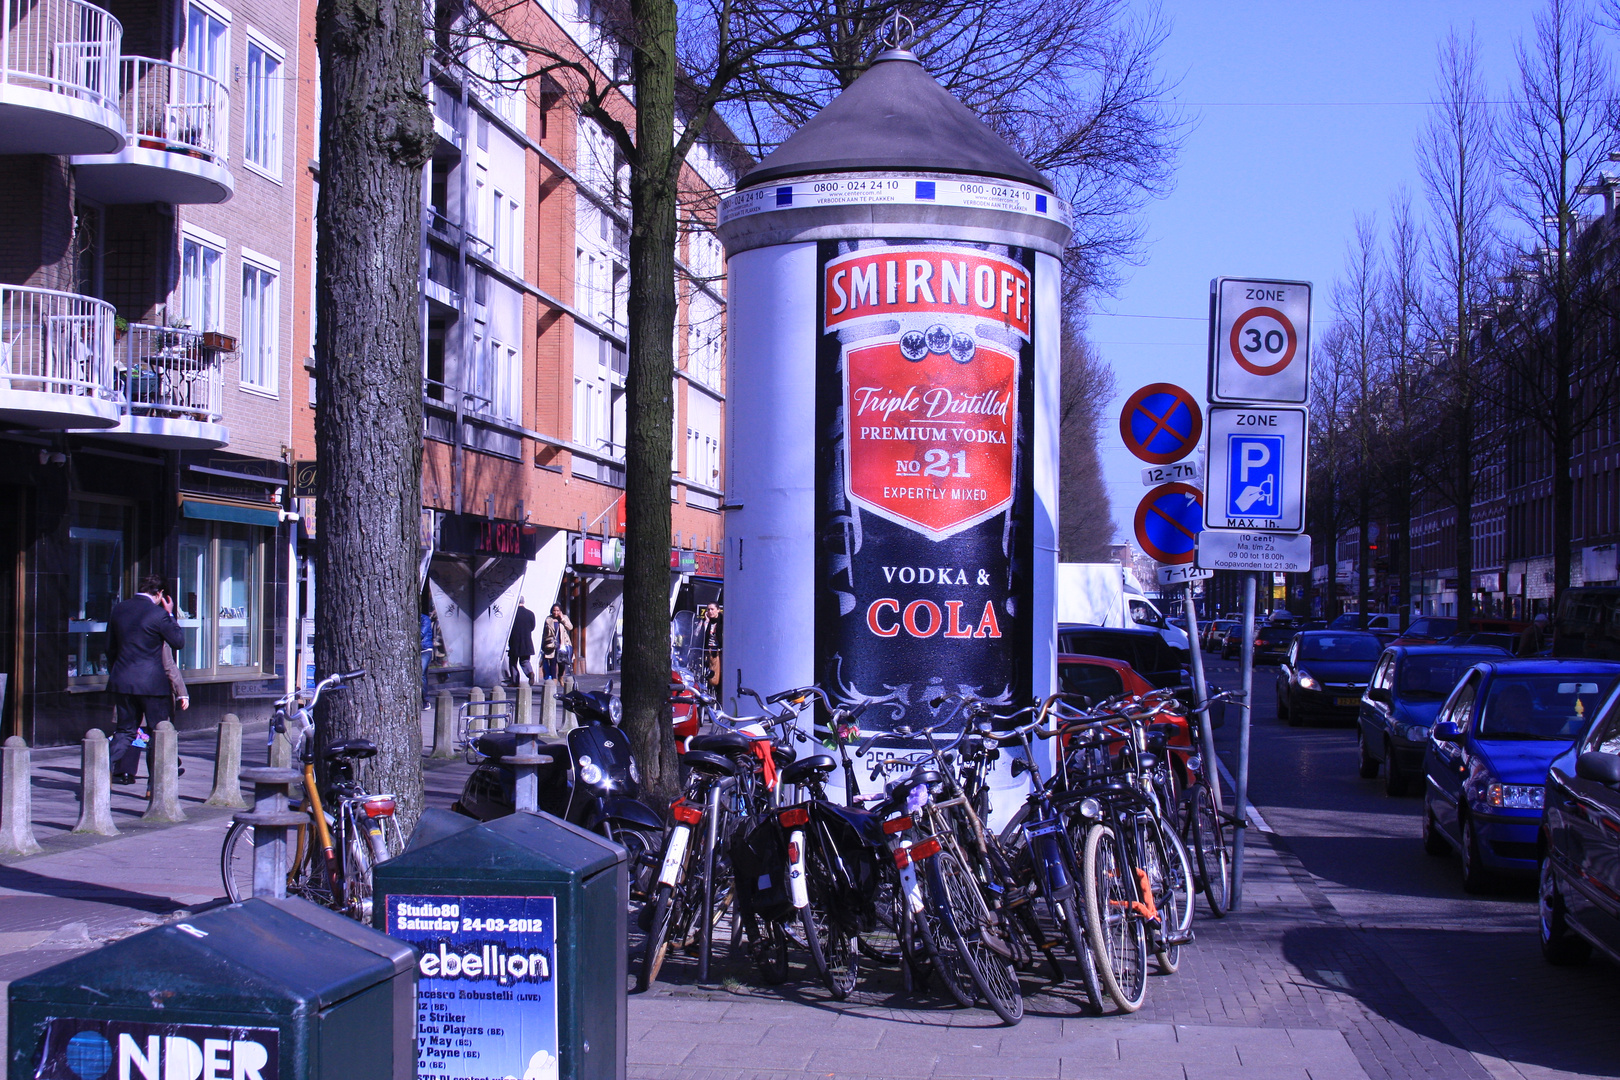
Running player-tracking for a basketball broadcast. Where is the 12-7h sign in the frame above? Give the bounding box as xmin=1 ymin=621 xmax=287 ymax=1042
xmin=1204 ymin=406 xmax=1306 ymax=532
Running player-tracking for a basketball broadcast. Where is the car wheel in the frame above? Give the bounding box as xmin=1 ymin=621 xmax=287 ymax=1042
xmin=1538 ymin=855 xmax=1591 ymax=965
xmin=1382 ymin=740 xmax=1406 ymax=796
xmin=1285 ymin=691 xmax=1302 ymax=727
xmin=1421 ymin=798 xmax=1449 ymax=856
xmin=1460 ymin=815 xmax=1495 ymax=894
xmin=1357 ymin=728 xmax=1379 ymax=779
xmin=1276 ymin=690 xmax=1289 ymax=720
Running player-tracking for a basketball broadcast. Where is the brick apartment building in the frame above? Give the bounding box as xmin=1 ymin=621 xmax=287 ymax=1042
xmin=0 ymin=0 xmax=304 ymax=742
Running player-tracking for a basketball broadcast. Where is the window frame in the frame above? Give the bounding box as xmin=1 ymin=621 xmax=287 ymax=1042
xmin=65 ymin=496 xmax=137 ymax=687
xmin=179 ymin=228 xmax=226 ymax=333
xmin=239 ymin=251 xmax=280 ymax=395
xmin=175 ymin=520 xmax=270 ymax=679
xmin=242 ymin=30 xmax=285 ymax=179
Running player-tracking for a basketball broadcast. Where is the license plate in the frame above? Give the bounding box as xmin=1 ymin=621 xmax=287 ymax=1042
xmin=1336 ymin=696 xmax=1360 ymax=707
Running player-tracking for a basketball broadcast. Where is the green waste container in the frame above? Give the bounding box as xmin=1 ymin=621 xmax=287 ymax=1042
xmin=372 ymin=809 xmax=627 ymax=1080
xmin=9 ymin=898 xmax=416 ymax=1080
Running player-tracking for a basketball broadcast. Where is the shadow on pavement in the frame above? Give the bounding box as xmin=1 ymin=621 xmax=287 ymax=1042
xmin=0 ymin=864 xmax=190 ymax=915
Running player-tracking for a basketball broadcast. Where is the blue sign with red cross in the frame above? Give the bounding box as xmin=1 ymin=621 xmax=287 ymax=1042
xmin=1134 ymin=482 xmax=1204 ymax=565
xmin=1120 ymin=383 xmax=1203 ymax=465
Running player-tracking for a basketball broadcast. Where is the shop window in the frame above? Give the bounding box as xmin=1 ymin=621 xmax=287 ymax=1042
xmin=177 ymin=522 xmax=265 ymax=676
xmin=66 ymin=500 xmax=133 ymax=682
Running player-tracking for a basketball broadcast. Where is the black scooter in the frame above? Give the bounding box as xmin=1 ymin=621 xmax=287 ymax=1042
xmin=453 ymin=688 xmax=664 ymax=895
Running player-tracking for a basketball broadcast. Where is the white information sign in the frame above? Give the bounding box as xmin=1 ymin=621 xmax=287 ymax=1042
xmin=1210 ymin=278 xmax=1311 ymax=405
xmin=1158 ymin=564 xmax=1214 ymax=585
xmin=1140 ymin=460 xmax=1202 ymax=487
xmin=719 ymin=175 xmax=1074 ymax=230
xmin=1203 ymin=406 xmax=1307 ymax=532
xmin=1196 ymin=530 xmax=1313 ymax=573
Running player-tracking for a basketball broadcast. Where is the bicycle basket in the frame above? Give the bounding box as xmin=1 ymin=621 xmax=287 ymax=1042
xmin=730 ymin=813 xmax=794 ymax=921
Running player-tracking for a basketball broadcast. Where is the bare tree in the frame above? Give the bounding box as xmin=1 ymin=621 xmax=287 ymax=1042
xmin=1058 ymin=317 xmax=1117 ymax=562
xmin=1307 ymin=325 xmax=1356 ymax=623
xmin=1491 ymin=0 xmax=1620 ymax=599
xmin=1415 ymin=28 xmax=1499 ymax=630
xmin=312 ymin=0 xmax=434 ymax=825
xmin=1376 ymin=191 xmax=1429 ymax=619
xmin=1333 ymin=214 xmax=1384 ymax=623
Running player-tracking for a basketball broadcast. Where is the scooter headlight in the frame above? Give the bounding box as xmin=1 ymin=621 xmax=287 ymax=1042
xmin=628 ymin=757 xmax=640 ymax=784
xmin=609 ymin=696 xmax=623 ymax=725
xmin=578 ymin=761 xmax=606 ymax=786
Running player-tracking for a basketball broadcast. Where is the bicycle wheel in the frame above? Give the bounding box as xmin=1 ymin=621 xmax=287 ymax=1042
xmin=221 ymin=821 xmax=319 ymax=904
xmin=1144 ymin=821 xmax=1194 ymax=974
xmin=607 ymin=824 xmax=661 ymax=903
xmin=1188 ymin=786 xmax=1231 ymax=918
xmin=638 ymin=883 xmax=678 ymax=991
xmin=801 ymin=848 xmax=859 ymax=999
xmin=1081 ymin=824 xmax=1148 ymax=1013
xmin=930 ymin=846 xmax=1023 ymax=1025
xmin=1051 ymin=895 xmax=1106 ymax=1014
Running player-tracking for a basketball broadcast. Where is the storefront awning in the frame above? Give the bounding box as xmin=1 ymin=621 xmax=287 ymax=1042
xmin=181 ymin=497 xmax=281 ymax=528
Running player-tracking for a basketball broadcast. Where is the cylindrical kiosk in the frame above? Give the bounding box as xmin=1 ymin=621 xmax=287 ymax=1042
xmin=716 ymin=48 xmax=1073 ymax=820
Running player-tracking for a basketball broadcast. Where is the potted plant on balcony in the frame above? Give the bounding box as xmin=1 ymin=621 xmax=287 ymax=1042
xmin=201 ymin=330 xmax=236 ymax=353
xmin=114 ymin=316 xmax=128 ymax=342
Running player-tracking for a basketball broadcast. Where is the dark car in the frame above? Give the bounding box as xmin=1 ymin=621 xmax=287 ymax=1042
xmin=1422 ymin=659 xmax=1620 ymax=891
xmin=1203 ymin=619 xmax=1239 ymax=651
xmin=1057 ymin=625 xmax=1191 ymax=704
xmin=1276 ymin=631 xmax=1381 ymax=726
xmin=1356 ymin=645 xmax=1511 ymax=796
xmin=1252 ymin=623 xmax=1298 ymax=665
xmin=1445 ymin=632 xmax=1519 ymax=653
xmin=1392 ymin=616 xmax=1458 ymax=645
xmin=1552 ymin=586 xmax=1620 ymax=660
xmin=1540 ymin=681 xmax=1620 ymax=964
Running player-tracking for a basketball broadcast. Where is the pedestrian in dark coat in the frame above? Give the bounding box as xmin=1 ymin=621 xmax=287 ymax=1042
xmin=106 ymin=574 xmax=185 ymax=784
xmin=508 ymin=597 xmax=538 ymax=685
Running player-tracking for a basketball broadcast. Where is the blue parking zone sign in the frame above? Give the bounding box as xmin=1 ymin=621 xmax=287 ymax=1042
xmin=1226 ymin=434 xmax=1283 ymax=520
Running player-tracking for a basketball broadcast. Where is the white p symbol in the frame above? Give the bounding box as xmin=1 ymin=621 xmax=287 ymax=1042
xmin=1240 ymin=441 xmax=1271 ymax=481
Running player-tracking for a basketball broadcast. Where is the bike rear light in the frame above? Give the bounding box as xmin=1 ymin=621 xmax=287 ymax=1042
xmin=910 ymin=837 xmax=942 ymax=860
xmin=362 ymin=797 xmax=395 ymax=818
xmin=670 ymin=800 xmax=703 ymax=825
xmin=882 ymin=815 xmax=914 ymax=834
xmin=787 ymin=841 xmax=801 ymax=863
xmin=779 ymin=806 xmax=810 ymax=828
xmin=893 ymin=848 xmax=911 ymax=870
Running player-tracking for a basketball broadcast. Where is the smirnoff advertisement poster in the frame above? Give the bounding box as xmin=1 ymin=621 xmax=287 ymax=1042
xmin=816 ymin=239 xmax=1035 ymax=732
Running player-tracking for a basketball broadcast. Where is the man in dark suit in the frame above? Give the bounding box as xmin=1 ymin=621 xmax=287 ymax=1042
xmin=107 ymin=573 xmax=185 ymax=784
xmin=507 ymin=597 xmax=537 ymax=685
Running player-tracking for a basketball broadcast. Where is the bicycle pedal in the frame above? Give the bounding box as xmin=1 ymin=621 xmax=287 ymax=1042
xmin=1164 ymin=929 xmax=1195 ymax=947
xmin=978 ymin=929 xmax=1014 ymax=961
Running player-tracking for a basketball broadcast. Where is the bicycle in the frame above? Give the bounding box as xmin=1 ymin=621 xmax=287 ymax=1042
xmin=221 ymin=670 xmax=402 ymax=921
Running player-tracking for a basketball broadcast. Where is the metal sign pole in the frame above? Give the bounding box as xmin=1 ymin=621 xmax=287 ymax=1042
xmin=1182 ymin=580 xmax=1222 ymax=812
xmin=1231 ymin=570 xmax=1257 ymax=909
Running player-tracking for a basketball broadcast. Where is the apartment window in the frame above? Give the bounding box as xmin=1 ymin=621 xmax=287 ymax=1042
xmin=241 ymin=258 xmax=279 ymax=391
xmin=180 ymin=234 xmax=224 ymax=331
xmin=492 ymin=338 xmax=520 ymax=421
xmin=187 ymin=3 xmax=229 ymax=150
xmin=177 ymin=522 xmax=264 ymax=675
xmin=244 ymin=36 xmax=283 ymax=176
xmin=687 ymin=292 xmax=722 ymax=388
xmin=687 ymin=427 xmax=718 ymax=486
xmin=492 ymin=189 xmax=520 ymax=273
xmin=66 ymin=499 xmax=133 ymax=683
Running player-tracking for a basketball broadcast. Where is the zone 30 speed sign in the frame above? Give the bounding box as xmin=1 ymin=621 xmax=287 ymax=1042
xmin=1209 ymin=278 xmax=1311 ymax=405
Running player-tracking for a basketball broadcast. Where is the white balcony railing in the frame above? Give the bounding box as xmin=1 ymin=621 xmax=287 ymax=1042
xmin=2 ymin=0 xmax=121 ymax=113
xmin=115 ymin=56 xmax=227 ymax=162
xmin=118 ymin=323 xmax=223 ymax=422
xmin=0 ymin=284 xmax=117 ymax=402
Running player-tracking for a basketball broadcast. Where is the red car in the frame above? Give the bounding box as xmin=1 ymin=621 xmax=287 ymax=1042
xmin=1058 ymin=653 xmax=1196 ymax=787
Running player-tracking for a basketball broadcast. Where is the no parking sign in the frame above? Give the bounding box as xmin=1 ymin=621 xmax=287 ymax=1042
xmin=1134 ymin=482 xmax=1204 ymax=565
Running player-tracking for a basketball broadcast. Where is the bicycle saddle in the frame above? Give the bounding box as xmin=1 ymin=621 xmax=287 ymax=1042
xmin=886 ymin=765 xmax=941 ymax=801
xmin=779 ymin=753 xmax=836 ymax=787
xmin=323 ymin=738 xmax=377 ymax=760
xmin=688 ymin=730 xmax=754 ymax=757
xmin=771 ymin=744 xmax=797 ymax=768
xmin=681 ymin=749 xmax=737 ymax=778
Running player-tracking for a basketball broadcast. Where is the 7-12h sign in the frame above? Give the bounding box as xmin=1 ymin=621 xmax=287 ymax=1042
xmin=1209 ymin=278 xmax=1311 ymax=405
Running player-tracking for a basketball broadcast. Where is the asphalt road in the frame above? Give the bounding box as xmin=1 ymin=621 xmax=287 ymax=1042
xmin=1203 ymin=653 xmax=1620 ymax=1080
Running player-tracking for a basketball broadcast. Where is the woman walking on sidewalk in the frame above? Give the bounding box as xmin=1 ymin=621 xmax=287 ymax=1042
xmin=541 ymin=604 xmax=573 ymax=681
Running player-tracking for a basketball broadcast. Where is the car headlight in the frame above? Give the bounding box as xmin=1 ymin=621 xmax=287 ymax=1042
xmin=578 ymin=760 xmax=606 ymax=786
xmin=1296 ymin=671 xmax=1321 ymax=691
xmin=1395 ymin=721 xmax=1431 ymax=742
xmin=1485 ymin=783 xmax=1543 ymax=810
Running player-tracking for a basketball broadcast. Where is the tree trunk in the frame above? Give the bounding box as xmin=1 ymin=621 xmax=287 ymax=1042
xmin=1357 ymin=479 xmax=1370 ymax=624
xmin=313 ymin=0 xmax=432 ymax=826
xmin=1454 ymin=389 xmax=1474 ymax=631
xmin=1552 ymin=285 xmax=1575 ymax=601
xmin=621 ymin=0 xmax=683 ymax=803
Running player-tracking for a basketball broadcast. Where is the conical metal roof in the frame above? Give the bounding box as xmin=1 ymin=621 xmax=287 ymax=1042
xmin=739 ymin=50 xmax=1052 ymax=193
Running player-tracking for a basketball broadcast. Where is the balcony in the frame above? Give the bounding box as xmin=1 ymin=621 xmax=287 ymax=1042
xmin=73 ymin=57 xmax=232 ymax=204
xmin=77 ymin=323 xmax=228 ymax=448
xmin=0 ymin=0 xmax=124 ymax=154
xmin=0 ymin=284 xmax=120 ymax=428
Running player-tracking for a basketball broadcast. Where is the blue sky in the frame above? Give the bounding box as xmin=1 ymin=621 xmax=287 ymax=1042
xmin=1092 ymin=1 xmax=1544 ymax=546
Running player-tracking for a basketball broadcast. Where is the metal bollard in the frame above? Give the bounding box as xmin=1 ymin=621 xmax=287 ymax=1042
xmin=0 ymin=736 xmax=41 ymax=856
xmin=489 ymin=684 xmax=508 ymax=729
xmin=205 ymin=714 xmax=248 ymax=809
xmin=503 ymin=725 xmax=554 ymax=814
xmin=430 ymin=690 xmax=456 ymax=759
xmin=515 ymin=681 xmax=533 ymax=729
xmin=72 ymin=729 xmax=118 ymax=836
xmin=540 ymin=679 xmax=558 ymax=736
xmin=234 ymin=767 xmax=306 ymax=899
xmin=142 ymin=721 xmax=185 ymax=823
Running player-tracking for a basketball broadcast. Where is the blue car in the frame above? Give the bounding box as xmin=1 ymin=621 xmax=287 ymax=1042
xmin=1422 ymin=659 xmax=1620 ymax=892
xmin=1357 ymin=645 xmax=1509 ymax=796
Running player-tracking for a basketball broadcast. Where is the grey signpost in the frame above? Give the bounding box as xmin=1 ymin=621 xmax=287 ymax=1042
xmin=1197 ymin=276 xmax=1313 ymax=910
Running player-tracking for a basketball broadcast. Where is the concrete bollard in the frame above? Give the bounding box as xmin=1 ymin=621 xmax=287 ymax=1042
xmin=205 ymin=714 xmax=248 ymax=809
xmin=235 ymin=767 xmax=306 ymax=899
xmin=268 ymin=727 xmax=292 ymax=769
xmin=430 ymin=691 xmax=456 ymax=759
xmin=489 ymin=684 xmax=508 ymax=729
xmin=516 ymin=682 xmax=533 ymax=728
xmin=73 ymin=729 xmax=118 ymax=836
xmin=142 ymin=721 xmax=186 ymax=823
xmin=0 ymin=736 xmax=41 ymax=856
xmin=468 ymin=686 xmax=487 ymax=739
xmin=540 ymin=679 xmax=558 ymax=736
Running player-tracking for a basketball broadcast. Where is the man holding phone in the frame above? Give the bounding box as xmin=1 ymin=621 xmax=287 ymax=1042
xmin=106 ymin=574 xmax=186 ymax=784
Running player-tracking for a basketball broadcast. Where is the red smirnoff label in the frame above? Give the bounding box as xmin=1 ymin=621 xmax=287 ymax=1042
xmin=824 ymin=247 xmax=1032 ymax=339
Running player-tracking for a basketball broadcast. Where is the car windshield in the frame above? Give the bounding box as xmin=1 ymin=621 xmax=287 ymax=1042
xmin=1299 ymin=634 xmax=1382 ymax=661
xmin=1409 ymin=618 xmax=1458 ymax=637
xmin=1396 ymin=655 xmax=1490 ymax=700
xmin=1059 ymin=663 xmax=1125 ymax=702
xmin=1475 ymin=673 xmax=1620 ymax=740
xmin=1258 ymin=626 xmax=1295 ymax=642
